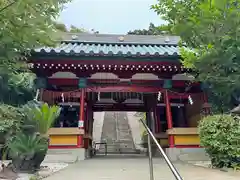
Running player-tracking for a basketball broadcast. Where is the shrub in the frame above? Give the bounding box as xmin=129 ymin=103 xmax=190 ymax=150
xmin=7 ymin=133 xmax=48 ymax=172
xmin=0 ymin=104 xmax=23 ymax=144
xmin=23 ymin=102 xmax=61 ymax=135
xmin=199 ymin=114 xmax=240 ymax=169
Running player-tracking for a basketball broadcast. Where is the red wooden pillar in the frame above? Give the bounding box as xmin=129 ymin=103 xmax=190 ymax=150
xmin=77 ymin=89 xmax=85 ymax=147
xmin=165 ymin=90 xmax=174 ymax=148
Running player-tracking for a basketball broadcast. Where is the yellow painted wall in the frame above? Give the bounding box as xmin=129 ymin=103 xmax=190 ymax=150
xmin=174 ymin=135 xmax=200 ymax=145
xmin=49 ymin=135 xmax=78 ymax=146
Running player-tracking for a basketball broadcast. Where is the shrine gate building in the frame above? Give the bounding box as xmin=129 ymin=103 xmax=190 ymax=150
xmin=29 ymin=33 xmax=210 ymax=160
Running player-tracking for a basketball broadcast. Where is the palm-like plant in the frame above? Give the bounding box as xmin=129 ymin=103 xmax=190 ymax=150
xmin=26 ymin=103 xmax=61 ymax=135
xmin=8 ymin=133 xmax=47 ymax=158
xmin=7 ymin=133 xmax=48 ymax=172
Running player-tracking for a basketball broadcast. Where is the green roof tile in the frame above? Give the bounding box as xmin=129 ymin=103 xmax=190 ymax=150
xmin=32 ymin=33 xmax=182 ymax=57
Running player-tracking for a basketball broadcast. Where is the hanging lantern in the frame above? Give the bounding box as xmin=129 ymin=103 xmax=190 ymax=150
xmin=98 ymin=92 xmax=100 ymax=101
xmin=188 ymin=95 xmax=193 ymax=105
xmin=61 ymin=93 xmax=65 ymax=102
xmin=34 ymin=89 xmax=40 ymax=101
xmin=157 ymin=91 xmax=162 ymax=101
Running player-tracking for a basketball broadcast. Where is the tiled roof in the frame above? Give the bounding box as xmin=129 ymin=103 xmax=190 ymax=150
xmin=32 ymin=33 xmax=182 ymax=57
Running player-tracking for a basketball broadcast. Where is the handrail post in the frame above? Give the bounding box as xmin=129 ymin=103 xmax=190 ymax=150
xmin=140 ymin=119 xmax=183 ymax=180
xmin=105 ymin=143 xmax=107 ymax=156
xmin=147 ymin=133 xmax=154 ymax=180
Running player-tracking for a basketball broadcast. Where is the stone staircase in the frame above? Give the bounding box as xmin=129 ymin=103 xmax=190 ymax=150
xmin=98 ymin=112 xmax=138 ymax=154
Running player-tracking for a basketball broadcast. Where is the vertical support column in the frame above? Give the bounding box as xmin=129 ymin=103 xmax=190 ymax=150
xmin=165 ymin=90 xmax=174 ymax=148
xmin=79 ymin=89 xmax=85 ymax=128
xmin=77 ymin=89 xmax=85 ymax=148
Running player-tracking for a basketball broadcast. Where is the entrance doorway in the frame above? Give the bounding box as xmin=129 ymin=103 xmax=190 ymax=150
xmin=93 ymin=111 xmax=139 ymax=155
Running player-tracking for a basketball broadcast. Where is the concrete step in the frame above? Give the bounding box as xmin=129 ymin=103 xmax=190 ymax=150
xmin=99 ymin=112 xmax=137 ymax=154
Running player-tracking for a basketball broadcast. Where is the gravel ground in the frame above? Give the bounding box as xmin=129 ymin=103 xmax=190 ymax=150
xmin=0 ymin=161 xmax=68 ymax=180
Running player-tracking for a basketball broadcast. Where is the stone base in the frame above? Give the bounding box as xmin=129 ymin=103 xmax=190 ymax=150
xmin=166 ymin=147 xmax=209 ymax=162
xmin=44 ymin=148 xmax=90 ymax=163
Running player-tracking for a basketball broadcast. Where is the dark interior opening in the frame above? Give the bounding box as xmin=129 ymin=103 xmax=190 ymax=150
xmin=158 ymin=106 xmax=188 ymax=132
xmin=54 ymin=106 xmax=79 ymax=127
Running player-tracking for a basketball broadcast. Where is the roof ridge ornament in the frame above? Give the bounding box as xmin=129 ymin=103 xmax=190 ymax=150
xmin=164 ymin=36 xmax=170 ymax=43
xmin=118 ymin=36 xmax=125 ymax=42
xmin=71 ymin=35 xmax=78 ymax=40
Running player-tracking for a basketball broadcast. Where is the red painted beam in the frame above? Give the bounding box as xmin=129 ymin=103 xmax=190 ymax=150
xmin=174 ymin=145 xmax=202 ymax=148
xmin=87 ymin=86 xmax=161 ymax=92
xmin=48 ymin=78 xmax=200 ymax=88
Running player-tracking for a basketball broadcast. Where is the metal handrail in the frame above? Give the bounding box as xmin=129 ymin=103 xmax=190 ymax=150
xmin=94 ymin=142 xmax=108 ymax=155
xmin=140 ymin=118 xmax=183 ymax=180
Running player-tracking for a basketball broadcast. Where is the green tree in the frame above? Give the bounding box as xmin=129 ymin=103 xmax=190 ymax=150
xmin=54 ymin=22 xmax=68 ymax=32
xmin=128 ymin=23 xmax=174 ymax=35
xmin=0 ymin=0 xmax=72 ymax=105
xmin=54 ymin=23 xmax=86 ymax=33
xmin=152 ymin=0 xmax=240 ymax=112
xmin=69 ymin=25 xmax=85 ymax=33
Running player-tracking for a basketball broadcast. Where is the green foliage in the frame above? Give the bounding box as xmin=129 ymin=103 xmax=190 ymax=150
xmin=199 ymin=114 xmax=240 ymax=168
xmin=54 ymin=22 xmax=86 ymax=33
xmin=0 ymin=0 xmax=72 ymax=106
xmin=6 ymin=133 xmax=48 ymax=172
xmin=69 ymin=25 xmax=85 ymax=33
xmin=25 ymin=103 xmax=61 ymax=134
xmin=7 ymin=133 xmax=48 ymax=159
xmin=128 ymin=23 xmax=174 ymax=35
xmin=1 ymin=0 xmax=71 ymax=68
xmin=152 ymin=0 xmax=240 ymax=111
xmin=0 ymin=72 xmax=36 ymax=105
xmin=0 ymin=104 xmax=22 ymax=135
xmin=54 ymin=22 xmax=68 ymax=32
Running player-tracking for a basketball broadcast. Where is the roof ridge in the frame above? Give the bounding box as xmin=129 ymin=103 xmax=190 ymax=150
xmin=60 ymin=40 xmax=179 ymax=46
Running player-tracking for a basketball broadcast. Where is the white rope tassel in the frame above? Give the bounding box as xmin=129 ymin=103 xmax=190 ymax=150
xmin=97 ymin=92 xmax=100 ymax=101
xmin=157 ymin=91 xmax=162 ymax=101
xmin=188 ymin=95 xmax=193 ymax=105
xmin=34 ymin=89 xmax=40 ymax=101
xmin=61 ymin=93 xmax=65 ymax=102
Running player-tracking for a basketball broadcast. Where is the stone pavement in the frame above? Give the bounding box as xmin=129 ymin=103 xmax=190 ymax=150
xmin=45 ymin=156 xmax=240 ymax=180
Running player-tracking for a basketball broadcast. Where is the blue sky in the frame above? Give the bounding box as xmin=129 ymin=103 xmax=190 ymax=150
xmin=58 ymin=0 xmax=165 ymax=34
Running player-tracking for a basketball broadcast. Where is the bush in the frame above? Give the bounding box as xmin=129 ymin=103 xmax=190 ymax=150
xmin=199 ymin=114 xmax=240 ymax=169
xmin=0 ymin=104 xmax=23 ymax=144
xmin=7 ymin=133 xmax=48 ymax=172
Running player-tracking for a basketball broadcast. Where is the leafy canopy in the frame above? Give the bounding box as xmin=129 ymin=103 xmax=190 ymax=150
xmin=152 ymin=0 xmax=240 ymax=111
xmin=54 ymin=22 xmax=86 ymax=33
xmin=0 ymin=0 xmax=71 ymax=68
xmin=0 ymin=0 xmax=72 ymax=105
xmin=128 ymin=23 xmax=174 ymax=35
